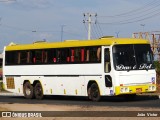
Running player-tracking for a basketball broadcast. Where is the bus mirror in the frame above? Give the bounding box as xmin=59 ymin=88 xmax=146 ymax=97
xmin=105 ymin=49 xmax=110 ymax=62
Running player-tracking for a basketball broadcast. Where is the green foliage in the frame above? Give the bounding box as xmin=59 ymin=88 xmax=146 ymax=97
xmin=154 ymin=61 xmax=160 ymax=72
xmin=0 ymin=81 xmax=3 ymax=91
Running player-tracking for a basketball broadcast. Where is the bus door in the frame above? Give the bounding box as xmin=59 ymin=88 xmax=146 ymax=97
xmin=104 ymin=47 xmax=113 ymax=95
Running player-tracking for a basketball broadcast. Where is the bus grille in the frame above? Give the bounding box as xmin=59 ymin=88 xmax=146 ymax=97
xmin=6 ymin=77 xmax=15 ymax=89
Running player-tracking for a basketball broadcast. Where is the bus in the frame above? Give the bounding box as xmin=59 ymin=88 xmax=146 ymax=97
xmin=2 ymin=37 xmax=156 ymax=101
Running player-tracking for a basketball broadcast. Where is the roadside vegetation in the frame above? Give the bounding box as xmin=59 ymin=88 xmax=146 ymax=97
xmin=154 ymin=61 xmax=160 ymax=93
xmin=0 ymin=67 xmax=2 ymax=80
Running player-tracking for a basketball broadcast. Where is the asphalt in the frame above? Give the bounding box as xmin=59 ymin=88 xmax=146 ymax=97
xmin=0 ymin=90 xmax=160 ymax=98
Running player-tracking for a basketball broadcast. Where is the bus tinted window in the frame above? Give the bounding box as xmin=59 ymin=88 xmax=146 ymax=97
xmin=89 ymin=47 xmax=100 ymax=62
xmin=113 ymin=44 xmax=154 ymax=71
xmin=20 ymin=51 xmax=28 ymax=64
xmin=74 ymin=48 xmax=81 ymax=62
xmin=5 ymin=46 xmax=101 ymax=65
xmin=5 ymin=51 xmax=18 ymax=65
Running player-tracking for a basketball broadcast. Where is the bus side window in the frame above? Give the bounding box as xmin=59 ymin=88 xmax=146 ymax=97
xmin=87 ymin=47 xmax=100 ymax=62
xmin=74 ymin=48 xmax=81 ymax=62
xmin=86 ymin=49 xmax=89 ymax=62
xmin=81 ymin=48 xmax=85 ymax=62
xmin=105 ymin=48 xmax=111 ymax=73
xmin=27 ymin=51 xmax=30 ymax=63
xmin=56 ymin=50 xmax=61 ymax=63
xmin=97 ymin=47 xmax=101 ymax=62
xmin=18 ymin=52 xmax=20 ymax=64
xmin=52 ymin=49 xmax=57 ymax=63
xmin=43 ymin=51 xmax=48 ymax=63
xmin=71 ymin=49 xmax=74 ymax=62
xmin=33 ymin=57 xmax=36 ymax=63
xmin=35 ymin=50 xmax=43 ymax=64
xmin=20 ymin=51 xmax=29 ymax=64
xmin=66 ymin=49 xmax=70 ymax=62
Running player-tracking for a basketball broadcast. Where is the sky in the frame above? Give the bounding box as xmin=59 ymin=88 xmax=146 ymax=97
xmin=0 ymin=0 xmax=160 ymax=51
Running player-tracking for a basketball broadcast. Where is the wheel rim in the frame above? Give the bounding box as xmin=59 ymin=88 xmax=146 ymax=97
xmin=25 ymin=86 xmax=31 ymax=95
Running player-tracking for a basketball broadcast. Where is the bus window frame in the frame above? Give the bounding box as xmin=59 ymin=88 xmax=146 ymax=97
xmin=5 ymin=46 xmax=102 ymax=65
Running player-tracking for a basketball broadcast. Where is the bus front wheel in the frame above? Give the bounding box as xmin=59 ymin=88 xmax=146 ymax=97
xmin=23 ymin=82 xmax=34 ymax=99
xmin=88 ymin=83 xmax=101 ymax=102
xmin=34 ymin=82 xmax=43 ymax=100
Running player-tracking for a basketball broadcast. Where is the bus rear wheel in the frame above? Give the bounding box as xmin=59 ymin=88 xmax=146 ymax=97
xmin=23 ymin=82 xmax=34 ymax=99
xmin=34 ymin=82 xmax=43 ymax=100
xmin=88 ymin=83 xmax=101 ymax=102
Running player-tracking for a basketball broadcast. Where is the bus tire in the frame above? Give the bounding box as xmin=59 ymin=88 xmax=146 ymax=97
xmin=34 ymin=82 xmax=43 ymax=100
xmin=88 ymin=83 xmax=101 ymax=102
xmin=23 ymin=82 xmax=34 ymax=99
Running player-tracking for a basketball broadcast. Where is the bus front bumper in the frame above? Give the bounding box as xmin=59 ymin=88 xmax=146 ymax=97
xmin=115 ymin=84 xmax=157 ymax=95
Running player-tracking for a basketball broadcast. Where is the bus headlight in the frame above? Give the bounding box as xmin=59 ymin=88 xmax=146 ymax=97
xmin=152 ymin=86 xmax=156 ymax=91
xmin=120 ymin=87 xmax=129 ymax=93
xmin=148 ymin=85 xmax=156 ymax=91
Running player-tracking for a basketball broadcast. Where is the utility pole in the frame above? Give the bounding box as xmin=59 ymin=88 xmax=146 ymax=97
xmin=83 ymin=13 xmax=97 ymax=40
xmin=61 ymin=25 xmax=66 ymax=42
xmin=115 ymin=31 xmax=120 ymax=38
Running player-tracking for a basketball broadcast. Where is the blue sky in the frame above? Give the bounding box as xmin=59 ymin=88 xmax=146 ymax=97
xmin=0 ymin=0 xmax=160 ymax=50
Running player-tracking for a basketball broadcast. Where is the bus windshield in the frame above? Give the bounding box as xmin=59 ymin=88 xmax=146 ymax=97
xmin=113 ymin=44 xmax=154 ymax=71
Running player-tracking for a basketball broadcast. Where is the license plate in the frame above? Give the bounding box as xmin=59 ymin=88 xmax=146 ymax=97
xmin=136 ymin=88 xmax=142 ymax=93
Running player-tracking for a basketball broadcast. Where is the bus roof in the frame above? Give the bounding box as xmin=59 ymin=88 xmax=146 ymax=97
xmin=5 ymin=38 xmax=150 ymax=51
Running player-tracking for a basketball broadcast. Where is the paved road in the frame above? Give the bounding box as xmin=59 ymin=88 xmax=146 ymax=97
xmin=0 ymin=93 xmax=160 ymax=108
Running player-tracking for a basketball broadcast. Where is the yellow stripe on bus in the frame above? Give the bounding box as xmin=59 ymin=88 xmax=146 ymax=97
xmin=5 ymin=38 xmax=150 ymax=51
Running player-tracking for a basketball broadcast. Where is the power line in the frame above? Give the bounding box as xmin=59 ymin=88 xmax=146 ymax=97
xmin=99 ymin=0 xmax=160 ymax=18
xmin=97 ymin=0 xmax=160 ymax=25
xmin=99 ymin=10 xmax=160 ymax=25
xmin=98 ymin=4 xmax=160 ymax=25
xmin=96 ymin=23 xmax=103 ymax=37
xmin=83 ymin=22 xmax=88 ymax=38
xmin=92 ymin=24 xmax=99 ymax=39
xmin=95 ymin=17 xmax=103 ymax=37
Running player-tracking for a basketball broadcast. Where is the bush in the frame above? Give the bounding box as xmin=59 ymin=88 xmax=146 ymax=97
xmin=154 ymin=61 xmax=160 ymax=73
xmin=0 ymin=81 xmax=3 ymax=91
xmin=154 ymin=61 xmax=160 ymax=92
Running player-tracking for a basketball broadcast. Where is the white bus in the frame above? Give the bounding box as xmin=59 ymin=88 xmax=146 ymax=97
xmin=3 ymin=37 xmax=156 ymax=101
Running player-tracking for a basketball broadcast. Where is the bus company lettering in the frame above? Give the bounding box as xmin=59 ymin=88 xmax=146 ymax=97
xmin=116 ymin=64 xmax=152 ymax=70
xmin=139 ymin=64 xmax=152 ymax=70
xmin=116 ymin=64 xmax=133 ymax=70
